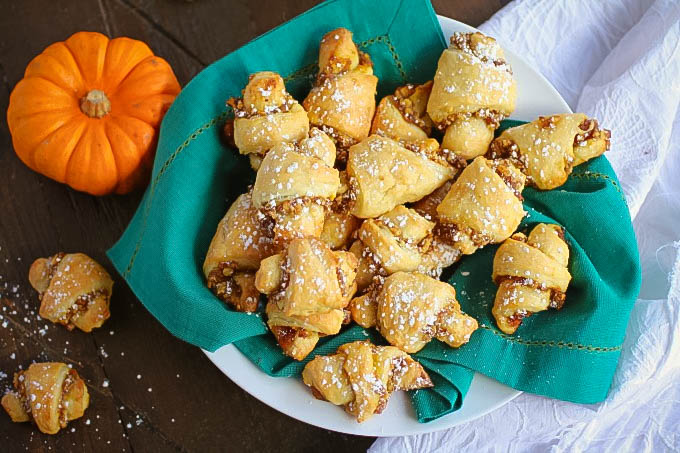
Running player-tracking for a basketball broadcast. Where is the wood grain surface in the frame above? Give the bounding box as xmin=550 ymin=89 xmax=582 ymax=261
xmin=0 ymin=1 xmax=504 ymax=451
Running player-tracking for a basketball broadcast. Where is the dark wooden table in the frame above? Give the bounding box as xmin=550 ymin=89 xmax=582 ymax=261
xmin=0 ymin=1 xmax=504 ymax=451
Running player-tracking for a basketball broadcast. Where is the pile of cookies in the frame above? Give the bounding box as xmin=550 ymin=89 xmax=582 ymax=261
xmin=205 ymin=28 xmax=610 ymax=421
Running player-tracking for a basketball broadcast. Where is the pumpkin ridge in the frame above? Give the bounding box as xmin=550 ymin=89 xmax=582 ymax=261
xmin=25 ymin=53 xmax=83 ymax=94
xmin=106 ymin=54 xmax=157 ymax=98
xmin=64 ymin=32 xmax=108 ymax=88
xmin=61 ymin=39 xmax=89 ymax=93
xmin=104 ymin=118 xmax=139 ymax=191
xmin=107 ymin=113 xmax=157 ymax=192
xmin=31 ymin=42 xmax=86 ymax=92
xmin=23 ymin=114 xmax=79 ymax=171
xmin=102 ymin=37 xmax=153 ymax=94
xmin=110 ymin=110 xmax=157 ymax=127
xmin=108 ymin=112 xmax=157 ymax=148
xmin=62 ymin=121 xmax=90 ymax=184
xmin=20 ymin=76 xmax=77 ymax=104
xmin=13 ymin=107 xmax=77 ymax=120
xmin=121 ymin=89 xmax=185 ymax=102
xmin=111 ymin=57 xmax=179 ymax=99
xmin=65 ymin=122 xmax=118 ymax=194
xmin=9 ymin=109 xmax=77 ymax=156
xmin=106 ymin=114 xmax=140 ymax=151
xmin=98 ymin=121 xmax=120 ymax=190
xmin=8 ymin=78 xmax=78 ymax=120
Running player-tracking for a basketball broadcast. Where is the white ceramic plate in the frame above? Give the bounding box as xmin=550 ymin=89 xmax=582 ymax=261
xmin=203 ymin=16 xmax=571 ymax=437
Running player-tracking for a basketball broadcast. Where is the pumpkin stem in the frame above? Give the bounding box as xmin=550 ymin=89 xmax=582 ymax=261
xmin=80 ymin=90 xmax=111 ymax=118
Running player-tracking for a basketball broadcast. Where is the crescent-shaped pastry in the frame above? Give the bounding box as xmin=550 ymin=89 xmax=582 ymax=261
xmin=203 ymin=192 xmax=274 ymax=312
xmin=1 ymin=362 xmax=89 ymax=434
xmin=371 ymin=82 xmax=434 ymax=143
xmin=348 ymin=205 xmax=434 ymax=291
xmin=28 ymin=253 xmax=112 ymax=332
xmin=226 ymin=71 xmax=309 ymax=170
xmin=350 ymin=272 xmax=478 ymax=353
xmin=302 ymin=340 xmax=432 ymax=422
xmin=303 ymin=28 xmax=378 ymax=163
xmin=487 ymin=114 xmax=611 ymax=189
xmin=255 ymin=238 xmax=358 ymax=360
xmin=428 ymin=32 xmax=517 ymax=159
xmin=436 ymin=157 xmax=526 ymax=255
xmin=347 ymin=135 xmax=458 ymax=218
xmin=320 ymin=171 xmax=361 ymax=250
xmin=492 ymin=223 xmax=571 ymax=334
xmin=252 ymin=128 xmax=340 ymax=249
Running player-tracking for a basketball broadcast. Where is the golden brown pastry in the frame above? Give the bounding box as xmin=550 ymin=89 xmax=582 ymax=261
xmin=350 ymin=272 xmax=478 ymax=353
xmin=1 ymin=362 xmax=89 ymax=434
xmin=320 ymin=171 xmax=361 ymax=250
xmin=428 ymin=32 xmax=517 ymax=159
xmin=303 ymin=28 xmax=378 ymax=163
xmin=321 ymin=210 xmax=361 ymax=251
xmin=252 ymin=128 xmax=340 ymax=249
xmin=302 ymin=340 xmax=432 ymax=422
xmin=348 ymin=205 xmax=434 ymax=291
xmin=29 ymin=253 xmax=112 ymax=332
xmin=371 ymin=82 xmax=433 ymax=143
xmin=203 ymin=192 xmax=274 ymax=312
xmin=255 ymin=238 xmax=358 ymax=360
xmin=347 ymin=135 xmax=457 ymax=218
xmin=226 ymin=71 xmax=309 ymax=170
xmin=492 ymin=223 xmax=571 ymax=334
xmin=487 ymin=114 xmax=611 ymax=189
xmin=436 ymin=157 xmax=526 ymax=255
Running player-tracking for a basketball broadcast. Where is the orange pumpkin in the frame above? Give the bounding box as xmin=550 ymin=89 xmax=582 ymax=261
xmin=7 ymin=32 xmax=181 ymax=195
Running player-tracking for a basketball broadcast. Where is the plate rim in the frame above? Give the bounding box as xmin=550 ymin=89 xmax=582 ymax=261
xmin=202 ymin=15 xmax=572 ymax=437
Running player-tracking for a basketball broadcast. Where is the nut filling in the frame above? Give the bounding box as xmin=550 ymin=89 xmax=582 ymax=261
xmin=435 ymin=223 xmax=493 ymax=249
xmin=59 ymin=289 xmax=108 ymax=329
xmin=317 ymin=50 xmax=373 ymax=82
xmin=402 ymin=141 xmax=461 ymax=170
xmin=207 ymin=262 xmax=239 ymax=301
xmin=390 ymin=84 xmax=430 ymax=130
xmin=436 ymin=108 xmax=505 ymax=131
xmin=575 ymin=118 xmax=611 ymax=149
xmin=270 ymin=325 xmax=313 ymax=353
xmin=58 ymin=371 xmax=77 ymax=427
xmin=227 ymin=94 xmax=296 ymax=119
xmin=488 ymin=158 xmax=525 ymax=200
xmin=317 ymin=124 xmax=358 ymax=162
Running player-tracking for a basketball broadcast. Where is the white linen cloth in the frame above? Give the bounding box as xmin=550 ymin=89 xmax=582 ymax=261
xmin=371 ymin=0 xmax=680 ymax=450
